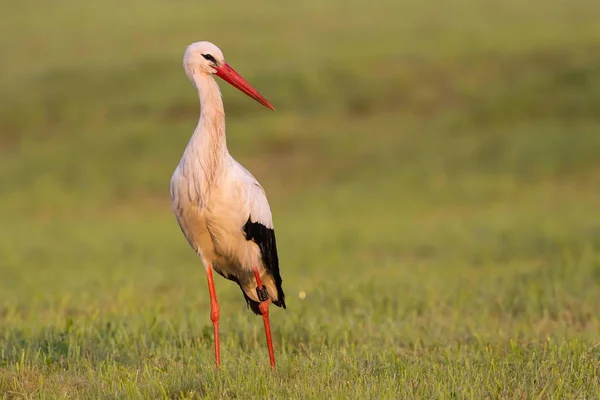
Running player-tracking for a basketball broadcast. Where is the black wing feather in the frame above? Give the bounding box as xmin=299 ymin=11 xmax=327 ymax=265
xmin=243 ymin=217 xmax=286 ymax=311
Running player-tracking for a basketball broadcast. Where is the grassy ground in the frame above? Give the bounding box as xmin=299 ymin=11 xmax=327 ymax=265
xmin=2 ymin=0 xmax=600 ymax=398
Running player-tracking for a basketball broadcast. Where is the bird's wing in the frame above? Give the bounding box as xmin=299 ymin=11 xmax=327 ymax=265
xmin=244 ymin=181 xmax=274 ymax=230
xmin=230 ymin=161 xmax=286 ymax=309
xmin=229 ymin=161 xmax=274 ymax=228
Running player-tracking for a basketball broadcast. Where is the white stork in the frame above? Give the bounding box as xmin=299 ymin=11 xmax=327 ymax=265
xmin=170 ymin=41 xmax=286 ymax=369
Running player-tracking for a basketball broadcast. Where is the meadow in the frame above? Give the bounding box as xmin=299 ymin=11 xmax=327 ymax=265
xmin=2 ymin=0 xmax=600 ymax=398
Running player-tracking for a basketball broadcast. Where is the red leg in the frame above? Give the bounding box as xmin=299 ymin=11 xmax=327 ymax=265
xmin=206 ymin=266 xmax=221 ymax=368
xmin=253 ymin=268 xmax=276 ymax=369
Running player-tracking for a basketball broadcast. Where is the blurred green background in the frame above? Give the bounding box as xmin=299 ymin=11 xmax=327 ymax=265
xmin=2 ymin=0 xmax=600 ymax=398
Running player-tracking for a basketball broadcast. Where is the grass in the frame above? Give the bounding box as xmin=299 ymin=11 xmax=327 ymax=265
xmin=2 ymin=0 xmax=600 ymax=397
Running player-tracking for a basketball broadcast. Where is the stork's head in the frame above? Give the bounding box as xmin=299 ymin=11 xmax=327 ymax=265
xmin=183 ymin=41 xmax=224 ymax=76
xmin=183 ymin=41 xmax=274 ymax=110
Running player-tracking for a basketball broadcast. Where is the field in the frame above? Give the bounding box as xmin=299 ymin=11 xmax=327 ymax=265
xmin=2 ymin=0 xmax=600 ymax=398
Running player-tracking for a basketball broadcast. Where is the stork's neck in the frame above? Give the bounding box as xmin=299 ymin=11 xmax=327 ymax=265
xmin=196 ymin=72 xmax=225 ymax=125
xmin=183 ymin=73 xmax=229 ymax=185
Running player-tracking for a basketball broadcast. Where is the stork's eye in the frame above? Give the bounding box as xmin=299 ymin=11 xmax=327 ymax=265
xmin=202 ymin=54 xmax=217 ymax=64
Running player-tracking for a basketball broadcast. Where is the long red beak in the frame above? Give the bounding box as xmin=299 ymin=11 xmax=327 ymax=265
xmin=215 ymin=63 xmax=275 ymax=110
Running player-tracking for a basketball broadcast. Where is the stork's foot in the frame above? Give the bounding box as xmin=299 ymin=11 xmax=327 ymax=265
xmin=206 ymin=267 xmax=221 ymax=368
xmin=253 ymin=269 xmax=276 ymax=369
xmin=257 ymin=297 xmax=274 ymax=369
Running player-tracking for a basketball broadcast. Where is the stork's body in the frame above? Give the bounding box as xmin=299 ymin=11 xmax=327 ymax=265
xmin=170 ymin=42 xmax=285 ymax=368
